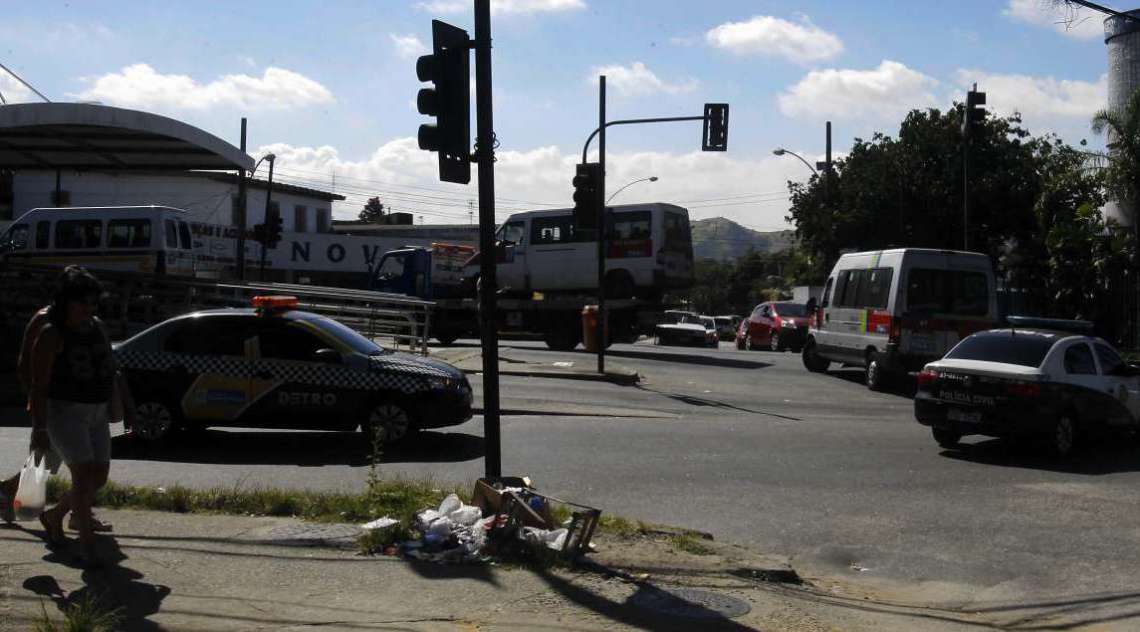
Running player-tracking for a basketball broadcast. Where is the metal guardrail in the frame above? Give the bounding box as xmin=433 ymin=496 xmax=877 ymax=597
xmin=0 ymin=264 xmax=435 ymax=355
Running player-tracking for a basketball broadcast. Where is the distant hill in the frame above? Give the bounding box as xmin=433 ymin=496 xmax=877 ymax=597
xmin=690 ymin=217 xmax=794 ymax=261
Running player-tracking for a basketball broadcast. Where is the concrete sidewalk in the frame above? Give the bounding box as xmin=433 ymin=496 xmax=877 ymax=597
xmin=432 ymin=348 xmax=640 ymax=385
xmin=0 ymin=508 xmax=991 ymax=632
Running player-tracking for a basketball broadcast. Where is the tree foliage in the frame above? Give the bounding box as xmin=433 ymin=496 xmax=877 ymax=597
xmin=358 ymin=196 xmax=385 ymax=223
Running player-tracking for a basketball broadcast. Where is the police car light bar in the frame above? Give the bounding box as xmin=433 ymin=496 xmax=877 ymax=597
xmin=1004 ymin=315 xmax=1095 ymax=335
xmin=252 ymin=295 xmax=299 ymax=311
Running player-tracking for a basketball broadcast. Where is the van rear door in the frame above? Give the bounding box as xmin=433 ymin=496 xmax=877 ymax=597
xmin=899 ymin=262 xmax=993 ymax=359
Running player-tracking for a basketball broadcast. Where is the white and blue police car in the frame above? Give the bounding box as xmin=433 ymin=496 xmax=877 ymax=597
xmin=115 ymin=296 xmax=472 ymax=444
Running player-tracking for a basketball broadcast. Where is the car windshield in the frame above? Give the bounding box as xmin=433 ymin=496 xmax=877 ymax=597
xmin=944 ymin=331 xmax=1058 ymax=368
xmin=774 ymin=303 xmax=807 ymax=317
xmin=304 ymin=315 xmax=387 ymax=355
xmin=714 ymin=317 xmax=733 ymax=325
xmin=701 ymin=318 xmax=715 ymax=329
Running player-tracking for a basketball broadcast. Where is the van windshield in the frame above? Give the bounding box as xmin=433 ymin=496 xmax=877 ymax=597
xmin=906 ymin=269 xmax=989 ymax=316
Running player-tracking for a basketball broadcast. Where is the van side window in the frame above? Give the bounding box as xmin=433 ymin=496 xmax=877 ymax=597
xmin=839 ymin=270 xmax=863 ymax=307
xmin=165 ymin=219 xmax=178 ymax=249
xmin=108 ymin=219 xmax=152 ymax=248
xmin=856 ymin=267 xmax=893 ymax=309
xmin=821 ymin=278 xmax=833 ymax=308
xmin=663 ymin=212 xmax=690 ymax=254
xmin=35 ymin=221 xmax=50 ymax=249
xmin=55 ymin=220 xmax=102 ymax=249
xmin=607 ymin=210 xmax=651 ymax=240
xmin=531 ymin=216 xmax=575 ymax=245
xmin=178 ymin=221 xmax=192 ymax=250
xmin=499 ymin=220 xmax=526 ymax=245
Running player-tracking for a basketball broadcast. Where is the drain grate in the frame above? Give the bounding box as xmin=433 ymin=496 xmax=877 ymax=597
xmin=729 ymin=567 xmax=804 ymax=585
xmin=628 ymin=586 xmax=751 ymax=619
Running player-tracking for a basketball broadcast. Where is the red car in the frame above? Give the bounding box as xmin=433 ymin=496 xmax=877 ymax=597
xmin=735 ymin=301 xmax=811 ymax=352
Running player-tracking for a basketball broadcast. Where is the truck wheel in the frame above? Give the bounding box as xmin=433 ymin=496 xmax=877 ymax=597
xmin=802 ymin=339 xmax=830 ymax=373
xmin=543 ymin=327 xmax=580 ymax=351
xmin=362 ymin=400 xmax=415 ymax=446
xmin=605 ymin=271 xmax=636 ymax=299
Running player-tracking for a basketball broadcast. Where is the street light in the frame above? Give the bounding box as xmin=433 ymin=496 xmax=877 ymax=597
xmin=772 ymin=148 xmax=817 ymax=176
xmin=251 ymin=153 xmax=277 ymax=280
xmin=606 ymin=176 xmax=658 ymax=204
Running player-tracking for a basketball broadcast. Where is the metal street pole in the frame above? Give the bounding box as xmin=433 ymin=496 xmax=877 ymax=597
xmin=236 ymin=118 xmax=247 ymax=281
xmin=259 ymin=156 xmax=275 ymax=280
xmin=596 ymin=76 xmax=606 ymax=375
xmin=474 ymin=0 xmax=501 ymax=478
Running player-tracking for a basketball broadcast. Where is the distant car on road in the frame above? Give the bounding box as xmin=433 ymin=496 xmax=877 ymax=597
xmin=914 ymin=317 xmax=1140 ymax=457
xmin=737 ymin=302 xmax=810 ymax=352
xmin=654 ymin=311 xmax=717 ymax=347
xmin=116 ymin=296 xmax=473 ymax=445
xmin=713 ymin=315 xmax=740 ymax=341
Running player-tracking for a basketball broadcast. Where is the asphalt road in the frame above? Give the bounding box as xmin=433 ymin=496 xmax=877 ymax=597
xmin=5 ymin=338 xmax=1140 ymax=620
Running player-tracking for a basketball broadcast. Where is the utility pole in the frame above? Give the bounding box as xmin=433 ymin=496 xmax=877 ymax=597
xmin=473 ymin=0 xmax=501 ymax=478
xmin=596 ymin=76 xmax=607 ymax=374
xmin=236 ymin=117 xmax=247 ymax=281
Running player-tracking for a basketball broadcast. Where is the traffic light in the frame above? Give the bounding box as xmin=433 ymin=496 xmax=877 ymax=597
xmin=266 ymin=211 xmax=283 ymax=249
xmin=702 ymin=103 xmax=729 ymax=152
xmin=962 ymin=88 xmax=986 ymax=140
xmin=416 ymin=20 xmax=471 ymax=184
xmin=572 ymin=162 xmax=602 ymax=230
xmin=252 ymin=223 xmax=267 ymax=245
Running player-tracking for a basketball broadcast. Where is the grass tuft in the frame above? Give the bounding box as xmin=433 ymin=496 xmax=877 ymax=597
xmin=33 ymin=594 xmax=122 ymax=632
xmin=668 ymin=532 xmax=716 ymax=556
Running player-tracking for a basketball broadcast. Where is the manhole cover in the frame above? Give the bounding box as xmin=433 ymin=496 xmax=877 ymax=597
xmin=258 ymin=523 xmax=360 ymax=548
xmin=628 ymin=586 xmax=751 ymax=619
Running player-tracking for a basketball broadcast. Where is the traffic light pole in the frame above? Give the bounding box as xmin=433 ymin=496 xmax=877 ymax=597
xmin=473 ymin=0 xmax=501 ymax=478
xmin=596 ymin=77 xmax=607 ymax=374
xmin=260 ymin=157 xmax=275 ymax=280
xmin=236 ymin=118 xmax=247 ymax=281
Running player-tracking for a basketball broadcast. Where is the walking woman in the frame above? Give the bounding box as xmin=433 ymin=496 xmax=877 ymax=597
xmin=28 ymin=267 xmax=123 ymax=566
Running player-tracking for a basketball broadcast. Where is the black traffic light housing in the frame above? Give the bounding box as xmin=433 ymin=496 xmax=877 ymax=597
xmin=702 ymin=103 xmax=729 ymax=151
xmin=572 ymin=162 xmax=602 ymax=231
xmin=963 ymin=88 xmax=986 ymax=139
xmin=417 ymin=20 xmax=471 ymax=184
xmin=265 ymin=211 xmax=283 ymax=249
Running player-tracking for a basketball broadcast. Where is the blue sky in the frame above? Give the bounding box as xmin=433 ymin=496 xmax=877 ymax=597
xmin=0 ymin=0 xmax=1114 ymax=229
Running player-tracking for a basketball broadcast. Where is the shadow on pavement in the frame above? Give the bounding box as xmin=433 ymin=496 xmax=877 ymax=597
xmin=822 ymin=368 xmax=917 ymax=399
xmin=939 ymin=435 xmax=1140 ymax=475
xmin=599 ymin=348 xmax=772 ymax=370
xmin=110 ymin=429 xmax=484 ymax=466
xmin=26 ymin=535 xmax=170 ymax=631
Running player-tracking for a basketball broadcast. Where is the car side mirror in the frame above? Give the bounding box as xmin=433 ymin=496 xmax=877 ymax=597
xmin=314 ymin=348 xmax=342 ymax=364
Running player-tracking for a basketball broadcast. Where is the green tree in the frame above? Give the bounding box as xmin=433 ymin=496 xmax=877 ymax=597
xmin=358 ymin=196 xmax=385 ymax=223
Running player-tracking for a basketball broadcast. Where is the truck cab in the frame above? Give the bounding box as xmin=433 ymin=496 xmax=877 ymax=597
xmin=371 ymin=243 xmax=476 ymax=300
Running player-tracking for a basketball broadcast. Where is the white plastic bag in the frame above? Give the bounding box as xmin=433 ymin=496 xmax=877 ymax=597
xmin=13 ymin=452 xmax=49 ymax=521
xmin=448 ymin=505 xmax=482 ymax=526
xmin=437 ymin=493 xmax=462 ymax=516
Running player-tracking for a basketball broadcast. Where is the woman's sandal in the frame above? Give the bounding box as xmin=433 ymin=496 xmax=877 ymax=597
xmin=38 ymin=512 xmax=67 ymax=548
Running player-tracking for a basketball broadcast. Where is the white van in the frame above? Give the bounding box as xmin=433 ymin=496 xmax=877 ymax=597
xmin=0 ymin=206 xmax=197 ymax=276
xmin=801 ymin=248 xmax=998 ymax=390
xmin=469 ymin=203 xmax=694 ymax=298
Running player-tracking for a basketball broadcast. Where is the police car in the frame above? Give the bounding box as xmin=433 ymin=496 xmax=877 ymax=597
xmin=115 ymin=296 xmax=473 ymax=444
xmin=915 ymin=317 xmax=1140 ymax=457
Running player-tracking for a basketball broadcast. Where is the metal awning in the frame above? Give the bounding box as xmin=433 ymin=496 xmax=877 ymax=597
xmin=0 ymin=102 xmax=253 ymax=172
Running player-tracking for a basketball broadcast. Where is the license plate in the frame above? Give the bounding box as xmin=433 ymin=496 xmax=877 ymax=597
xmin=947 ymin=408 xmax=982 ymax=423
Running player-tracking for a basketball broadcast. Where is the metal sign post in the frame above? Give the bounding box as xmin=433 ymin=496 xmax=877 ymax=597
xmin=596 ymin=76 xmax=606 ymax=375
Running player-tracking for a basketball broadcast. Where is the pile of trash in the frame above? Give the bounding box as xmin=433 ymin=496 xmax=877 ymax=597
xmin=360 ymin=477 xmax=600 ymax=565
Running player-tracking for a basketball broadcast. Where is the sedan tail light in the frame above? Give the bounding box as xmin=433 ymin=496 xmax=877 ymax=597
xmin=1005 ymin=382 xmax=1042 ymax=398
xmin=917 ymin=370 xmax=938 ymax=389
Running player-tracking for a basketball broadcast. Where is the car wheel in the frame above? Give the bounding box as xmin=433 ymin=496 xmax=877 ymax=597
xmin=745 ymin=335 xmax=755 ymax=351
xmin=736 ymin=338 xmax=745 ymax=350
xmin=932 ymin=427 xmax=961 ymax=448
xmin=802 ymin=339 xmax=830 ymax=373
xmin=362 ymin=400 xmax=415 ymax=446
xmin=134 ymin=400 xmax=180 ymax=443
xmin=769 ymin=332 xmax=782 ymax=352
xmin=1050 ymin=414 xmax=1078 ymax=457
xmin=865 ymin=352 xmax=888 ymax=391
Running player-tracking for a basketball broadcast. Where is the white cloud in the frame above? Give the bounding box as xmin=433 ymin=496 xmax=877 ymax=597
xmin=416 ymin=0 xmax=585 ymax=15
xmin=0 ymin=72 xmax=36 ymax=104
xmin=706 ymin=15 xmax=843 ymax=63
xmin=390 ymin=34 xmax=429 ymax=60
xmin=779 ymin=60 xmax=940 ymax=120
xmin=71 ymin=64 xmax=334 ymax=111
xmin=589 ymin=62 xmax=698 ymax=98
xmin=1004 ymin=0 xmax=1103 ymax=40
xmin=954 ymin=69 xmax=1106 ymax=120
xmin=258 ymin=139 xmax=804 ymax=231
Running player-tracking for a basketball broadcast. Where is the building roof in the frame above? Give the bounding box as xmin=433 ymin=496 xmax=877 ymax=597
xmin=0 ymin=102 xmax=253 ymax=171
xmin=204 ymin=173 xmax=344 ymax=202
